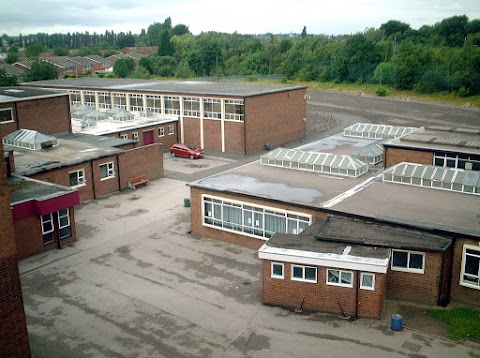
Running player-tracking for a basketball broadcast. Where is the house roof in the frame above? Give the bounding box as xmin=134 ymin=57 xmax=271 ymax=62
xmin=385 ymin=126 xmax=480 ymax=156
xmin=67 ymin=56 xmax=97 ymax=66
xmin=0 ymin=86 xmax=68 ymax=102
xmin=21 ymin=78 xmax=308 ymax=98
xmin=43 ymin=57 xmax=78 ymax=69
xmin=85 ymin=55 xmax=109 ymax=64
xmin=0 ymin=63 xmax=24 ymax=77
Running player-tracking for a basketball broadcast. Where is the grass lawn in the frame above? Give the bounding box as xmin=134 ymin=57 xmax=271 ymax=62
xmin=427 ymin=307 xmax=480 ymax=342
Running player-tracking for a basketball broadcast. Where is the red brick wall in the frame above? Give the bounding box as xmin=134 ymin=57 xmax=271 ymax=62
xmin=203 ymin=119 xmax=222 ymax=152
xmin=15 ymin=95 xmax=71 ymax=135
xmin=190 ymin=187 xmax=324 ymax=250
xmin=384 ymin=147 xmax=434 ymax=168
xmin=224 ymin=120 xmax=246 ymax=154
xmin=387 ymin=251 xmax=443 ymax=304
xmin=262 ymin=260 xmax=386 ymax=319
xmin=0 ymin=103 xmax=18 ymax=136
xmin=13 ymin=208 xmax=77 ymax=259
xmin=183 ymin=117 xmax=201 ymax=148
xmin=92 ymin=155 xmax=120 ymax=198
xmin=106 ymin=122 xmax=178 ymax=150
xmin=118 ymin=143 xmax=164 ymax=189
xmin=450 ymin=238 xmax=480 ymax=307
xmin=0 ymin=142 xmax=31 ymax=357
xmin=245 ymin=89 xmax=306 ymax=154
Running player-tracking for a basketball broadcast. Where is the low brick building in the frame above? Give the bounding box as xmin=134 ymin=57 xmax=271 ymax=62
xmin=24 ymin=78 xmax=307 ymax=155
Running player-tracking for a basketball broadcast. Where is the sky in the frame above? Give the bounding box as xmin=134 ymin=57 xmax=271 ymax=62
xmin=1 ymin=0 xmax=480 ymax=37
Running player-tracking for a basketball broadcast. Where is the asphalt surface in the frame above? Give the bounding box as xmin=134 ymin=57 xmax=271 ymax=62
xmin=19 ymin=90 xmax=480 ymax=357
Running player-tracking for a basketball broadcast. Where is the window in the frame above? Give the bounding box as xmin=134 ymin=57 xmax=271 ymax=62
xmin=460 ymin=245 xmax=480 ymax=289
xmin=0 ymin=108 xmax=14 ymax=124
xmin=69 ymin=169 xmax=86 ymax=188
xmin=183 ymin=97 xmax=200 ymax=117
xmin=391 ymin=250 xmax=425 ymax=273
xmin=202 ymin=195 xmax=311 ymax=240
xmin=327 ymin=269 xmax=353 ymax=287
xmin=41 ymin=213 xmax=55 ymax=245
xmin=434 ymin=152 xmax=480 ymax=171
xmin=225 ymin=99 xmax=244 ymax=121
xmin=112 ymin=93 xmax=127 ymax=109
xmin=159 ymin=127 xmax=165 ymax=136
xmin=69 ymin=90 xmax=81 ymax=105
xmin=292 ymin=265 xmax=317 ymax=283
xmin=360 ymin=272 xmax=375 ymax=290
xmin=130 ymin=94 xmax=144 ymax=112
xmin=84 ymin=91 xmax=96 ymax=107
xmin=120 ymin=134 xmax=128 ymax=140
xmin=203 ymin=98 xmax=222 ymax=119
xmin=98 ymin=92 xmax=111 ymax=109
xmin=132 ymin=132 xmax=139 ymax=141
xmin=99 ymin=162 xmax=115 ymax=180
xmin=164 ymin=96 xmax=180 ymax=115
xmin=168 ymin=125 xmax=174 ymax=135
xmin=58 ymin=209 xmax=71 ymax=239
xmin=146 ymin=95 xmax=162 ymax=113
xmin=271 ymin=262 xmax=284 ymax=279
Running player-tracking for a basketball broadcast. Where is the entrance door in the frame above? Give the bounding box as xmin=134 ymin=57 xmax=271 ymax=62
xmin=143 ymin=130 xmax=154 ymax=145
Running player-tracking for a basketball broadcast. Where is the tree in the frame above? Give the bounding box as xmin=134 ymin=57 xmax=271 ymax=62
xmin=301 ymin=26 xmax=307 ymax=39
xmin=113 ymin=58 xmax=135 ymax=78
xmin=26 ymin=41 xmax=46 ymax=59
xmin=25 ymin=61 xmax=58 ymax=81
xmin=149 ymin=56 xmax=177 ymax=77
xmin=130 ymin=66 xmax=150 ymax=79
xmin=175 ymin=58 xmax=194 ymax=78
xmin=380 ymin=20 xmax=411 ymax=38
xmin=158 ymin=31 xmax=175 ymax=56
xmin=172 ymin=24 xmax=190 ymax=37
xmin=0 ymin=68 xmax=18 ymax=86
xmin=53 ymin=46 xmax=69 ymax=56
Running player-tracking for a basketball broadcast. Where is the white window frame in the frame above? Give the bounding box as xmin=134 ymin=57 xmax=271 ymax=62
xmin=168 ymin=125 xmax=174 ymax=135
xmin=183 ymin=97 xmax=200 ymax=117
xmin=41 ymin=213 xmax=55 ymax=244
xmin=132 ymin=132 xmax=139 ymax=141
xmin=129 ymin=94 xmax=144 ymax=112
xmin=120 ymin=134 xmax=128 ymax=140
xmin=326 ymin=269 xmax=354 ymax=288
xmin=58 ymin=209 xmax=71 ymax=239
xmin=291 ymin=265 xmax=317 ymax=283
xmin=202 ymin=195 xmax=311 ymax=240
xmin=460 ymin=244 xmax=480 ymax=290
xmin=360 ymin=272 xmax=375 ymax=290
xmin=0 ymin=108 xmax=14 ymax=124
xmin=159 ymin=127 xmax=165 ymax=137
xmin=99 ymin=162 xmax=115 ymax=180
xmin=271 ymin=262 xmax=284 ymax=279
xmin=391 ymin=249 xmax=425 ymax=274
xmin=69 ymin=169 xmax=86 ymax=188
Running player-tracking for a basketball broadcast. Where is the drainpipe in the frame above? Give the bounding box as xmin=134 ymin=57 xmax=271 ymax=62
xmin=14 ymin=103 xmax=20 ymax=130
xmin=116 ymin=154 xmax=122 ymax=191
xmin=355 ymin=271 xmax=359 ymax=320
xmin=243 ymin=99 xmax=247 ymax=155
xmin=90 ymin=161 xmax=96 ymax=199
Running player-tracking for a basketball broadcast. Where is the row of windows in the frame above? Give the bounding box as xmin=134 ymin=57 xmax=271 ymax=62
xmin=203 ymin=196 xmax=311 ymax=239
xmin=271 ymin=263 xmax=376 ymax=290
xmin=68 ymin=161 xmax=116 ymax=188
xmin=68 ymin=91 xmax=244 ymax=120
xmin=434 ymin=152 xmax=480 ymax=171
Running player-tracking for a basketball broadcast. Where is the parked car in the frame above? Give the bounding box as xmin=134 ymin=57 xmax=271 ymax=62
xmin=170 ymin=143 xmax=204 ymax=159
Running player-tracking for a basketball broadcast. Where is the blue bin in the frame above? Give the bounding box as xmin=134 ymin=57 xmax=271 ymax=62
xmin=391 ymin=313 xmax=403 ymax=331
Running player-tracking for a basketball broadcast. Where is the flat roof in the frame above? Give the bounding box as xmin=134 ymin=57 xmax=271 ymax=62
xmin=9 ymin=175 xmax=77 ymax=204
xmin=6 ymin=135 xmax=124 ymax=177
xmin=190 ymin=132 xmax=479 ymax=238
xmin=385 ymin=126 xmax=480 ymax=155
xmin=22 ymin=78 xmax=307 ymax=98
xmin=0 ymin=86 xmax=68 ymax=102
xmin=56 ymin=132 xmax=137 ymax=148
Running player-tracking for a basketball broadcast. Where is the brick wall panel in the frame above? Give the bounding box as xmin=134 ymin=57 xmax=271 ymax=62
xmin=384 ymin=147 xmax=434 ymax=168
xmin=118 ymin=143 xmax=164 ymax=189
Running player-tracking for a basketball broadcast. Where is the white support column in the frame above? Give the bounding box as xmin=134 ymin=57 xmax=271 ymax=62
xmin=142 ymin=94 xmax=147 ymax=113
xmin=200 ymin=98 xmax=204 ymax=149
xmin=80 ymin=90 xmax=85 ymax=104
xmin=126 ymin=93 xmax=131 ymax=111
xmin=110 ymin=92 xmax=115 ymax=108
xmin=94 ymin=92 xmax=99 ymax=111
xmin=179 ymin=96 xmax=185 ymax=143
xmin=161 ymin=95 xmax=165 ymax=116
xmin=221 ymin=98 xmax=225 ymax=153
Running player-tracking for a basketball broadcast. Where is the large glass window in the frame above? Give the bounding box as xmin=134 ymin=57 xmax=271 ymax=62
xmin=146 ymin=95 xmax=162 ymax=113
xmin=130 ymin=94 xmax=144 ymax=112
xmin=225 ymin=99 xmax=244 ymax=121
xmin=112 ymin=93 xmax=127 ymax=109
xmin=203 ymin=98 xmax=222 ymax=119
xmin=202 ymin=195 xmax=310 ymax=240
xmin=41 ymin=213 xmax=55 ymax=245
xmin=99 ymin=162 xmax=115 ymax=180
xmin=84 ymin=91 xmax=96 ymax=107
xmin=327 ymin=269 xmax=353 ymax=287
xmin=69 ymin=169 xmax=86 ymax=188
xmin=69 ymin=90 xmax=81 ymax=105
xmin=98 ymin=92 xmax=111 ymax=109
xmin=58 ymin=209 xmax=71 ymax=239
xmin=391 ymin=250 xmax=425 ymax=273
xmin=434 ymin=152 xmax=480 ymax=171
xmin=292 ymin=265 xmax=317 ymax=283
xmin=164 ymin=96 xmax=180 ymax=115
xmin=183 ymin=97 xmax=200 ymax=117
xmin=460 ymin=245 xmax=480 ymax=289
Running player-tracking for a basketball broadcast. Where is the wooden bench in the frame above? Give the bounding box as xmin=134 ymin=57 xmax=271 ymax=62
xmin=128 ymin=175 xmax=149 ymax=189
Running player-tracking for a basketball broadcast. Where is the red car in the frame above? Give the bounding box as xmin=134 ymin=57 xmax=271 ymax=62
xmin=170 ymin=143 xmax=204 ymax=159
